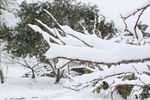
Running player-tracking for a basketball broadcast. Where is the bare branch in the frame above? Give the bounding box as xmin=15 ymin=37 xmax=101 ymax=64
xmin=60 ymin=60 xmax=72 ymax=69
xmin=146 ymin=64 xmax=150 ymax=71
xmin=121 ymin=4 xmax=150 ymax=40
xmin=122 ymin=4 xmax=150 ymax=19
xmin=68 ymin=34 xmax=93 ymax=47
xmin=120 ymin=14 xmax=133 ymax=35
xmin=132 ymin=65 xmax=141 ymax=75
xmin=134 ymin=8 xmax=147 ymax=40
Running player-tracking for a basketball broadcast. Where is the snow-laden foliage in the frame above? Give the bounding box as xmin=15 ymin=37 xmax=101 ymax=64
xmin=0 ymin=0 xmax=20 ymax=27
xmin=28 ymin=2 xmax=150 ymax=99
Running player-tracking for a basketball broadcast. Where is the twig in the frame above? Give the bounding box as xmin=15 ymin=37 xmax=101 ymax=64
xmin=134 ymin=8 xmax=147 ymax=40
xmin=60 ymin=60 xmax=72 ymax=69
xmin=146 ymin=64 xmax=150 ymax=71
xmin=120 ymin=14 xmax=133 ymax=35
xmin=120 ymin=4 xmax=150 ymax=40
xmin=68 ymin=34 xmax=93 ymax=47
xmin=122 ymin=4 xmax=150 ymax=19
xmin=111 ymin=87 xmax=116 ymax=100
xmin=132 ymin=65 xmax=140 ymax=75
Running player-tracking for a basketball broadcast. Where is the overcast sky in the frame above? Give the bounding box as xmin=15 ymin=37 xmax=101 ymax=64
xmin=78 ymin=0 xmax=150 ymax=29
xmin=15 ymin=0 xmax=150 ymax=30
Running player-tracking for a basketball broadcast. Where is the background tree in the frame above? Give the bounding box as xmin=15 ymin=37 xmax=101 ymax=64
xmin=5 ymin=0 xmax=117 ymax=60
xmin=0 ymin=0 xmax=4 ymax=14
xmin=0 ymin=0 xmax=5 ymax=84
xmin=0 ymin=0 xmax=17 ymax=41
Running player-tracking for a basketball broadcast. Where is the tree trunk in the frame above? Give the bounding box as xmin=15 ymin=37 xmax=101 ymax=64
xmin=55 ymin=68 xmax=64 ymax=84
xmin=55 ymin=68 xmax=60 ymax=84
xmin=31 ymin=69 xmax=35 ymax=79
xmin=0 ymin=69 xmax=4 ymax=83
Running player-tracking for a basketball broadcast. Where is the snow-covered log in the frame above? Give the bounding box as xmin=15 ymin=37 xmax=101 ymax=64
xmin=28 ymin=8 xmax=150 ymax=99
xmin=45 ymin=41 xmax=150 ymax=65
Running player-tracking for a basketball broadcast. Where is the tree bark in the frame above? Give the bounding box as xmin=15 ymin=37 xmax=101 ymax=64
xmin=31 ymin=68 xmax=35 ymax=79
xmin=0 ymin=69 xmax=4 ymax=83
xmin=55 ymin=68 xmax=64 ymax=84
xmin=47 ymin=57 xmax=150 ymax=66
xmin=55 ymin=68 xmax=60 ymax=84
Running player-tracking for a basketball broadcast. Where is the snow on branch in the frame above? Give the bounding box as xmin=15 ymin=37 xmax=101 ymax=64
xmin=45 ymin=44 xmax=150 ymax=65
xmin=63 ymin=63 xmax=150 ymax=99
xmin=44 ymin=9 xmax=93 ymax=47
xmin=43 ymin=9 xmax=62 ymax=31
xmin=27 ymin=6 xmax=150 ymax=99
xmin=35 ymin=19 xmax=57 ymax=37
xmin=121 ymin=0 xmax=150 ymax=41
xmin=28 ymin=8 xmax=150 ymax=65
xmin=28 ymin=24 xmax=63 ymax=45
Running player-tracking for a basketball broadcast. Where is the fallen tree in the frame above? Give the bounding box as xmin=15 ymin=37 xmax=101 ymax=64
xmin=28 ymin=1 xmax=150 ymax=99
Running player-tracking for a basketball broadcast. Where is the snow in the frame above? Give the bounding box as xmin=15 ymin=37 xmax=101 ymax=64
xmin=28 ymin=16 xmax=150 ymax=99
xmin=0 ymin=66 xmax=103 ymax=100
xmin=17 ymin=0 xmax=53 ymax=4
xmin=1 ymin=0 xmax=150 ymax=100
xmin=28 ymin=24 xmax=63 ymax=45
xmin=63 ymin=63 xmax=150 ymax=99
xmin=0 ymin=0 xmax=20 ymax=28
xmin=27 ymin=7 xmax=150 ymax=99
xmin=64 ymin=63 xmax=150 ymax=85
xmin=0 ymin=10 xmax=20 ymax=28
xmin=136 ymin=27 xmax=144 ymax=41
xmin=28 ymin=11 xmax=150 ymax=65
xmin=45 ymin=43 xmax=150 ymax=64
xmin=32 ymin=24 xmax=150 ymax=64
xmin=0 ymin=45 xmax=104 ymax=100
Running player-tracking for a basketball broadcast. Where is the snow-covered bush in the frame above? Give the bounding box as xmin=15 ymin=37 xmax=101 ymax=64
xmin=28 ymin=1 xmax=150 ymax=99
xmin=14 ymin=57 xmax=51 ymax=79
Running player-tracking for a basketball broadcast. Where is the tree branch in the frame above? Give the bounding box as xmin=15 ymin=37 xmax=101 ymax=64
xmin=46 ymin=57 xmax=150 ymax=66
xmin=120 ymin=4 xmax=150 ymax=40
xmin=43 ymin=9 xmax=93 ymax=47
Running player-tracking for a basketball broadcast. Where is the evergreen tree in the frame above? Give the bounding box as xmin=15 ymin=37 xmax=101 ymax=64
xmin=0 ymin=0 xmax=17 ymax=41
xmin=5 ymin=0 xmax=117 ymax=60
xmin=0 ymin=0 xmax=4 ymax=12
xmin=0 ymin=0 xmax=4 ymax=21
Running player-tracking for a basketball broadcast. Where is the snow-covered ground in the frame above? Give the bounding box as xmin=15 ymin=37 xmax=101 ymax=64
xmin=0 ymin=66 xmax=103 ymax=100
